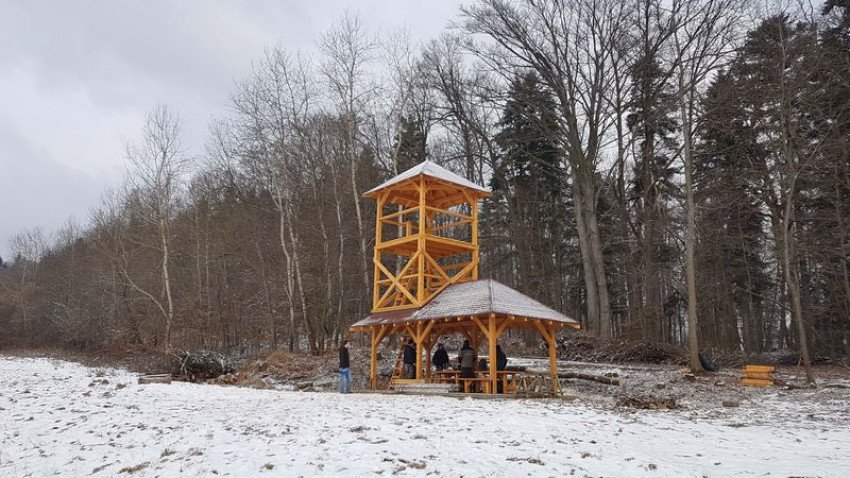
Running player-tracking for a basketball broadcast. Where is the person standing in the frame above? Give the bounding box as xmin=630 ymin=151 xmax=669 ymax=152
xmin=496 ymin=344 xmax=508 ymax=371
xmin=496 ymin=343 xmax=508 ymax=393
xmin=402 ymin=338 xmax=416 ymax=378
xmin=458 ymin=340 xmax=478 ymax=392
xmin=339 ymin=340 xmax=351 ymax=393
xmin=432 ymin=343 xmax=449 ymax=371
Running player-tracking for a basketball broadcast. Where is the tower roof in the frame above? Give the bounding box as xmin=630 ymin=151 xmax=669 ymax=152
xmin=364 ymin=160 xmax=491 ymax=198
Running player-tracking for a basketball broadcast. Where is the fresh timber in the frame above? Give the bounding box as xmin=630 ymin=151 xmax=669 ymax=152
xmin=741 ymin=364 xmax=776 ymax=387
xmin=138 ymin=374 xmax=172 ymax=385
xmin=558 ymin=371 xmax=622 ymax=386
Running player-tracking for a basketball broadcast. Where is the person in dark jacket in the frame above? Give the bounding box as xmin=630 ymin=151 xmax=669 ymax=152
xmin=402 ymin=338 xmax=416 ymax=378
xmin=338 ymin=340 xmax=351 ymax=393
xmin=432 ymin=343 xmax=449 ymax=371
xmin=496 ymin=344 xmax=508 ymax=393
xmin=496 ymin=344 xmax=508 ymax=371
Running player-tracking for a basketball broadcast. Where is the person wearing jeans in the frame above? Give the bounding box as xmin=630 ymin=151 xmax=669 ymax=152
xmin=339 ymin=340 xmax=351 ymax=393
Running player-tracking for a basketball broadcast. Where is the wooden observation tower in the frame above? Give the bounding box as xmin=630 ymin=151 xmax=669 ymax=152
xmin=365 ymin=161 xmax=490 ymax=312
xmin=352 ymin=161 xmax=580 ymax=395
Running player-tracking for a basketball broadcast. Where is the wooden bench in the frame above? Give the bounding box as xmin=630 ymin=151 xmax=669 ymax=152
xmin=741 ymin=364 xmax=775 ymax=387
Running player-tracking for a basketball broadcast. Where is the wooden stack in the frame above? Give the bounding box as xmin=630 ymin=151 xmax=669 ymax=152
xmin=740 ymin=364 xmax=775 ymax=387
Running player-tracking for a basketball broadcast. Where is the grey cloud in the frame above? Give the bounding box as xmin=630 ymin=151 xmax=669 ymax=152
xmin=0 ymin=0 xmax=460 ymax=259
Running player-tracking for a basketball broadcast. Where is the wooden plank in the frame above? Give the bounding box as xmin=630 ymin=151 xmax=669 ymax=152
xmin=742 ymin=372 xmax=774 ymax=381
xmin=138 ymin=374 xmax=172 ymax=385
xmin=744 ymin=365 xmax=775 ymax=373
xmin=740 ymin=378 xmax=774 ymax=387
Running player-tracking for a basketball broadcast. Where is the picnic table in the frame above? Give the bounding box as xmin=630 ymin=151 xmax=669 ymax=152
xmin=431 ymin=369 xmax=521 ymax=394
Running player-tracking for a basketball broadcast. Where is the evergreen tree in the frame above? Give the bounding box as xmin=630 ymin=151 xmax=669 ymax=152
xmin=393 ymin=116 xmax=427 ymax=172
xmin=486 ymin=71 xmax=574 ymax=312
xmin=695 ymin=71 xmax=772 ymax=352
xmin=626 ymin=54 xmax=680 ymax=340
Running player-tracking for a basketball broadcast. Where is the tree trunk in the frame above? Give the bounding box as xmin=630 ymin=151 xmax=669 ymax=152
xmin=680 ymin=100 xmax=703 ymax=372
xmin=781 ymin=171 xmax=815 ymax=384
xmin=160 ymin=216 xmax=175 ymax=352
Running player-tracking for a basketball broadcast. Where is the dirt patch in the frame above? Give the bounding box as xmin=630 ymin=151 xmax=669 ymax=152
xmin=616 ymin=395 xmax=680 ymax=410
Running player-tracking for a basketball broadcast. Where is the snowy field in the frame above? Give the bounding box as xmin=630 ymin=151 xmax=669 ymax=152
xmin=1 ymin=356 xmax=848 ymax=477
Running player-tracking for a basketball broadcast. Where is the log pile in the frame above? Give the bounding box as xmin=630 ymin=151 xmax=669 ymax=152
xmin=176 ymin=350 xmax=234 ymax=381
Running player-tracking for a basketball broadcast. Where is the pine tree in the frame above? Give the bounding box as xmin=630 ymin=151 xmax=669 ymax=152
xmin=626 ymin=54 xmax=679 ymax=341
xmin=487 ymin=72 xmax=573 ymax=311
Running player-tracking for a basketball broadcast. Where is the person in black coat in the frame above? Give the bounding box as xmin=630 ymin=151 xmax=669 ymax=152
xmin=402 ymin=338 xmax=416 ymax=378
xmin=432 ymin=343 xmax=449 ymax=371
xmin=496 ymin=344 xmax=508 ymax=371
xmin=496 ymin=344 xmax=508 ymax=393
xmin=338 ymin=340 xmax=351 ymax=393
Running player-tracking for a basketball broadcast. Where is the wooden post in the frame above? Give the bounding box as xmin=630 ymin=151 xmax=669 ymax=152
xmin=533 ymin=320 xmax=560 ymax=394
xmin=373 ymin=192 xmax=386 ymax=310
xmin=471 ymin=198 xmax=479 ymax=281
xmin=488 ymin=314 xmax=497 ymax=394
xmin=547 ymin=326 xmax=559 ymax=394
xmin=425 ymin=338 xmax=433 ymax=381
xmin=369 ymin=325 xmax=389 ymax=390
xmin=370 ymin=326 xmax=378 ymax=390
xmin=417 ymin=176 xmax=426 ymax=304
xmin=415 ymin=321 xmax=423 ymax=379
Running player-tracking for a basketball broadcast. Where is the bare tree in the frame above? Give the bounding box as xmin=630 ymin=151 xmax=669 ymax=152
xmin=320 ymin=11 xmax=377 ymax=313
xmin=124 ymin=104 xmax=188 ymax=352
xmin=463 ymin=0 xmax=633 ymax=336
xmin=669 ymin=0 xmax=743 ymax=371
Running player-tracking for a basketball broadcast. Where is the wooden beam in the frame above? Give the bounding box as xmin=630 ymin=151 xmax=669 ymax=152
xmin=417 ymin=176 xmax=426 ymax=303
xmin=380 ymin=205 xmax=419 ymax=222
xmin=488 ymin=315 xmax=497 ymax=394
xmin=418 ymin=320 xmax=436 ymax=343
xmin=415 ymin=322 xmax=423 ymax=380
xmin=495 ymin=316 xmax=513 ymax=339
xmin=374 ymin=253 xmax=418 ymax=308
xmin=423 ymin=250 xmax=451 ymax=283
xmin=471 ymin=316 xmax=490 ymax=340
xmin=471 ymin=198 xmax=479 ymax=280
xmin=424 ymin=205 xmax=473 ymax=222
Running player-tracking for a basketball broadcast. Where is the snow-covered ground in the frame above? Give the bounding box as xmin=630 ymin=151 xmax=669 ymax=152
xmin=1 ymin=356 xmax=847 ymax=478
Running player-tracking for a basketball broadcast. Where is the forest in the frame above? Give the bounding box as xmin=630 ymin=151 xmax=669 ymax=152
xmin=1 ymin=0 xmax=848 ymax=375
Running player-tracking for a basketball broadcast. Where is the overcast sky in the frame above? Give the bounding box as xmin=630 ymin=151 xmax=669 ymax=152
xmin=0 ymin=0 xmax=461 ymax=260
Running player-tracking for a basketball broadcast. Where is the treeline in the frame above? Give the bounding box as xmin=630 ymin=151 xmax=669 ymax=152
xmin=1 ymin=0 xmax=848 ymax=367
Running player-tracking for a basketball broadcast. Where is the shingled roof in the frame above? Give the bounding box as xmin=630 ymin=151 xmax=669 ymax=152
xmin=351 ymin=279 xmax=579 ymax=329
xmin=363 ymin=160 xmax=490 ymax=197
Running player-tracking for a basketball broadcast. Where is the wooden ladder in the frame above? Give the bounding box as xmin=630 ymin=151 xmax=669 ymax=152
xmin=388 ymin=341 xmax=408 ymax=389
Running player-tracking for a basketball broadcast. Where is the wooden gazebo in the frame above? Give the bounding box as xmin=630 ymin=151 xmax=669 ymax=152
xmin=350 ymin=161 xmax=580 ymax=394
